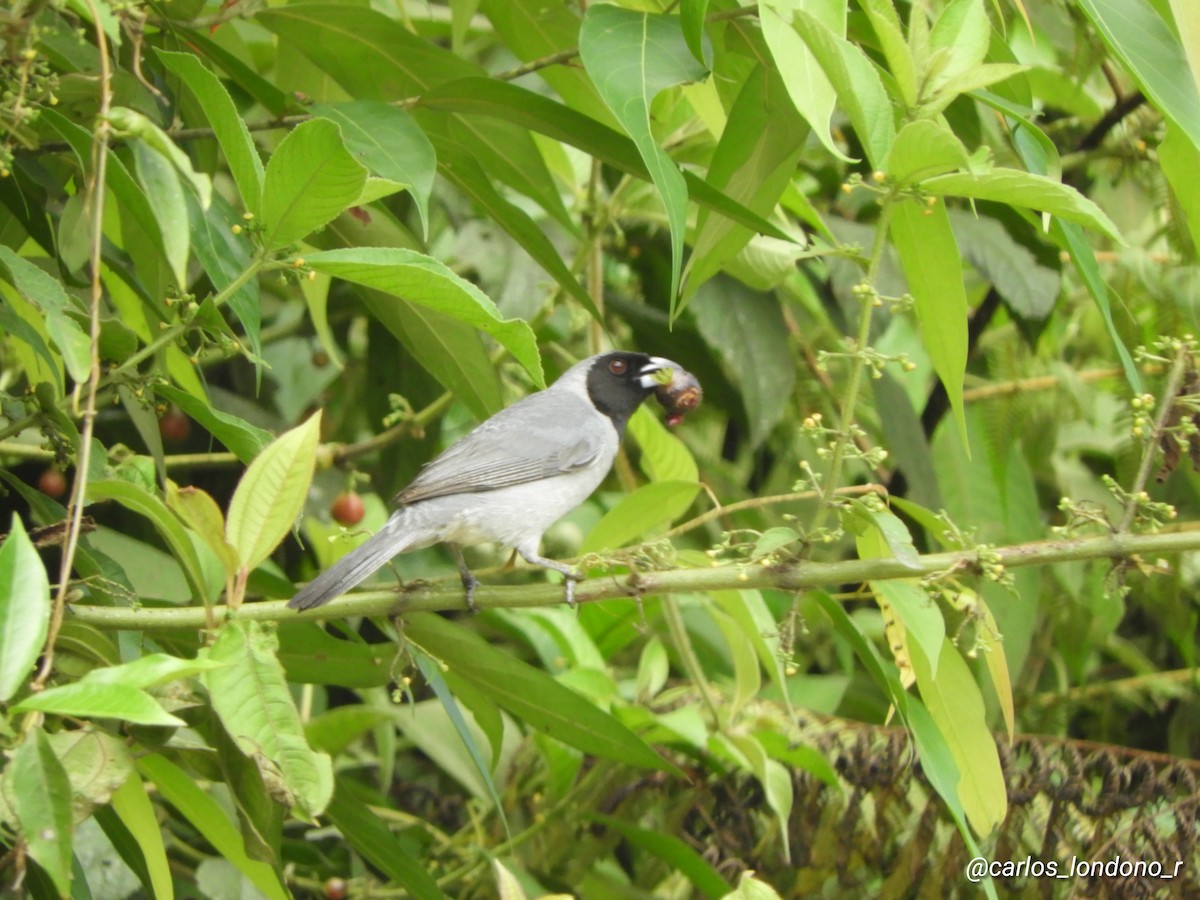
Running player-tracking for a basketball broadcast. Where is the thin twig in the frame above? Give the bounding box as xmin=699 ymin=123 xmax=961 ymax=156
xmin=32 ymin=0 xmax=113 ymax=692
xmin=1117 ymin=346 xmax=1189 ymax=533
xmin=657 ymin=484 xmax=885 ymax=542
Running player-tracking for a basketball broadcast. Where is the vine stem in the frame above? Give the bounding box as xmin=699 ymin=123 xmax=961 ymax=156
xmin=807 ymin=195 xmax=897 ymax=537
xmin=1116 ymin=344 xmax=1189 ymax=533
xmin=64 ymin=525 xmax=1200 ymax=631
xmin=32 ymin=0 xmax=113 ymax=692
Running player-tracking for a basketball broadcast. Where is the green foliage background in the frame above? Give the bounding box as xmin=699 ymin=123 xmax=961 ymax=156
xmin=2 ymin=0 xmax=1200 ymax=897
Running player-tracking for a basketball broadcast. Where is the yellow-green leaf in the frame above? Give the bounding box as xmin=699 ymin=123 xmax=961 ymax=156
xmin=226 ymin=412 xmax=322 ymax=572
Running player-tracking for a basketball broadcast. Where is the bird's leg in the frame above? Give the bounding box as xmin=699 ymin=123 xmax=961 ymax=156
xmin=450 ymin=544 xmax=480 ymax=612
xmin=517 ymin=548 xmax=581 ymax=608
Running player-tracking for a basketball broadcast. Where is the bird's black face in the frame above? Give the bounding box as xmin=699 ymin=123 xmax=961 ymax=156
xmin=586 ymin=352 xmax=668 ymax=433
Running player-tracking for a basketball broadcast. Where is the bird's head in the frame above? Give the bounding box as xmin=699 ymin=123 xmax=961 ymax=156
xmin=584 ymin=351 xmax=702 ymax=432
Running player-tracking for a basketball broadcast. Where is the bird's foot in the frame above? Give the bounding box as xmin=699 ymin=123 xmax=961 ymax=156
xmin=564 ymin=573 xmax=579 ymax=609
xmin=460 ymin=569 xmax=481 ymax=613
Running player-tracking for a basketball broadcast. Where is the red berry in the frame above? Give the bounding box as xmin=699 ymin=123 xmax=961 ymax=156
xmin=331 ymin=493 xmax=365 ymax=526
xmin=323 ymin=877 xmax=348 ymax=900
xmin=159 ymin=406 xmax=191 ymax=443
xmin=38 ymin=468 xmax=68 ymax=498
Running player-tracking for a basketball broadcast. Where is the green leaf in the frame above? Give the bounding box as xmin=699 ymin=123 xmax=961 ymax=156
xmin=1160 ymin=121 xmax=1200 ymax=255
xmin=755 ymin=730 xmax=840 ymax=789
xmin=860 ymin=0 xmax=917 ymax=107
xmin=927 ymin=0 xmax=990 ymax=95
xmin=714 ymin=590 xmax=792 ymax=700
xmin=990 ymin=98 xmax=1141 ymax=392
xmin=418 ymin=78 xmax=792 ymax=243
xmin=478 ymin=0 xmax=615 ymax=126
xmin=132 ymin=138 xmax=190 ymax=289
xmin=905 ymin=697 xmax=999 ymax=899
xmin=974 ymin=591 xmax=1015 ymax=742
xmin=306 ymin=247 xmax=544 ymax=387
xmin=106 ymin=107 xmax=213 ymax=212
xmin=257 ymin=5 xmax=571 ymax=229
xmin=41 ymin=108 xmax=169 ymax=276
xmin=635 ymin=637 xmax=669 ymax=702
xmin=581 ymin=481 xmax=700 ymax=553
xmin=184 ymin=189 xmax=262 ymax=366
xmin=813 ymin=590 xmax=909 ymax=715
xmin=304 ymin=705 xmax=394 ymax=756
xmin=427 ymin=137 xmax=601 ymax=323
xmin=0 ymin=513 xmax=50 ymax=702
xmin=15 ymin=681 xmax=185 ymax=726
xmin=405 ymin=612 xmax=674 ymax=772
xmin=0 ymin=276 xmax=64 ymax=395
xmin=790 ymin=6 xmax=896 ymax=169
xmin=725 ymin=733 xmax=793 ymax=862
xmin=179 ymin=27 xmax=291 ymax=117
xmin=276 ymin=622 xmax=396 ymax=687
xmin=83 ymin=651 xmax=226 ymax=690
xmin=107 ymin=773 xmax=174 ymax=900
xmin=872 ymin=581 xmax=945 ymax=681
xmin=87 ymin=479 xmax=209 ymax=601
xmin=261 ymin=118 xmax=367 ymax=250
xmin=12 ymin=730 xmax=75 ymax=896
xmin=691 ymin=278 xmax=795 ymax=448
xmin=759 ymin=0 xmax=849 ymax=163
xmin=909 ymin=638 xmax=1007 ymax=837
xmin=889 ymin=198 xmax=969 ymax=445
xmin=592 ymin=813 xmax=732 ymax=898
xmin=946 ymin=210 xmax=1060 ymax=321
xmin=205 ymin=620 xmax=333 ymax=819
xmin=1077 ymin=0 xmax=1200 ymax=154
xmin=923 ymin=170 xmax=1123 ymax=242
xmin=415 ymin=654 xmax=507 ymax=819
xmin=680 ymin=0 xmax=711 ymax=65
xmin=136 ymin=754 xmax=288 ymax=900
xmin=711 ymin=607 xmax=761 ymax=720
xmin=365 ymin=296 xmax=503 ymax=419
xmin=46 ymin=728 xmax=134 ymax=817
xmin=0 ymin=247 xmax=91 ymax=385
xmin=885 ymin=119 xmax=970 ymax=186
xmin=579 ymin=4 xmax=709 ymax=312
xmin=849 ymin=501 xmax=922 ymax=569
xmin=1170 ymin=0 xmax=1200 ymax=93
xmin=154 ymin=384 xmax=272 ymax=463
xmin=684 ymin=64 xmax=809 ymax=304
xmin=325 ymin=779 xmax=446 ymax=899
xmin=167 ymin=481 xmax=240 ymax=577
xmin=156 ymin=49 xmax=265 ymax=215
xmin=1051 ymin=219 xmax=1141 ymax=392
xmin=627 ymin=404 xmax=699 ymax=483
xmin=313 ymin=101 xmax=435 ymax=239
xmin=226 ymin=412 xmax=322 ymax=572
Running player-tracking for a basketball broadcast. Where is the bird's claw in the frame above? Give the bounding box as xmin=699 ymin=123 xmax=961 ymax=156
xmin=461 ymin=571 xmax=481 ymax=614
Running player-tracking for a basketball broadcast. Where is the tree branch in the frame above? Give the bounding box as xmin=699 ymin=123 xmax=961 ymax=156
xmin=66 ymin=525 xmax=1200 ymax=631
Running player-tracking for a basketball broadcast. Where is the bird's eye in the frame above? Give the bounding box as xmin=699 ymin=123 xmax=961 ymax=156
xmin=609 ymin=359 xmax=628 ymax=375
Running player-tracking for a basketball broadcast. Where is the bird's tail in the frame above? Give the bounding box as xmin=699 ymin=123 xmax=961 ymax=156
xmin=288 ymin=511 xmax=417 ymax=610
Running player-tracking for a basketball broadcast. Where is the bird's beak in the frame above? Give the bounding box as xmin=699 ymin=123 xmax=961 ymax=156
xmin=640 ymin=358 xmax=702 ymax=426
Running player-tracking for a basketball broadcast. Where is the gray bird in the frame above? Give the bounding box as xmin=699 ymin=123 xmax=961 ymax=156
xmin=288 ymin=351 xmax=701 ymax=611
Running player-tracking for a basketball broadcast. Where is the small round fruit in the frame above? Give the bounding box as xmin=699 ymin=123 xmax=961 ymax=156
xmin=159 ymin=406 xmax=192 ymax=443
xmin=331 ymin=492 xmax=365 ymax=526
xmin=38 ymin=467 xmax=68 ymax=498
xmin=323 ymin=877 xmax=348 ymax=900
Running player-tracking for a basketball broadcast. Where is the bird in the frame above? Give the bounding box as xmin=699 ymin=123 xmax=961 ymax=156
xmin=288 ymin=351 xmax=701 ymax=612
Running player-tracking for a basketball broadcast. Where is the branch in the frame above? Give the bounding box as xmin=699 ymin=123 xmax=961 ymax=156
xmin=66 ymin=525 xmax=1200 ymax=631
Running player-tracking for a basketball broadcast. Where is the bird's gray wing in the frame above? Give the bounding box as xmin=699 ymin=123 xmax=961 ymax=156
xmin=394 ymin=390 xmax=608 ymax=505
